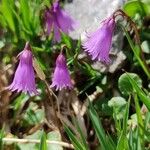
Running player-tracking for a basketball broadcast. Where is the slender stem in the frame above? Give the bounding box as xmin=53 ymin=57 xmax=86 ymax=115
xmin=44 ymin=80 xmax=60 ymax=129
xmin=33 ymin=57 xmax=61 ymax=128
xmin=133 ymin=93 xmax=144 ymax=149
xmin=44 ymin=80 xmax=60 ymax=116
xmin=33 ymin=58 xmax=60 ymax=118
xmin=114 ymin=9 xmax=150 ymax=78
xmin=2 ymin=138 xmax=74 ymax=149
xmin=123 ymin=27 xmax=150 ymax=78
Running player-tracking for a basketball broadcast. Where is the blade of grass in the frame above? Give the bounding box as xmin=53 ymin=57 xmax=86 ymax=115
xmin=113 ymin=108 xmax=122 ymax=137
xmin=0 ymin=0 xmax=15 ymax=32
xmin=20 ymin=0 xmax=31 ymax=31
xmin=144 ymin=112 xmax=150 ymax=131
xmin=107 ymin=133 xmax=116 ymax=149
xmin=128 ymin=128 xmax=133 ymax=150
xmin=39 ymin=131 xmax=47 ymax=150
xmin=88 ymin=100 xmax=107 ymax=149
xmin=64 ymin=125 xmax=86 ymax=150
xmin=123 ymin=27 xmax=150 ymax=78
xmin=126 ymin=73 xmax=150 ymax=110
xmin=73 ymin=118 xmax=89 ymax=150
xmin=0 ymin=127 xmax=4 ymax=150
xmin=116 ymin=98 xmax=130 ymax=150
xmin=133 ymin=93 xmax=144 ymax=149
xmin=87 ymin=96 xmax=115 ymax=150
xmin=80 ymin=94 xmax=116 ymax=150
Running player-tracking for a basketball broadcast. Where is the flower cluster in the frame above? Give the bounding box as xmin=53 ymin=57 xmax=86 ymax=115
xmin=8 ymin=1 xmax=117 ymax=96
xmin=8 ymin=42 xmax=72 ymax=95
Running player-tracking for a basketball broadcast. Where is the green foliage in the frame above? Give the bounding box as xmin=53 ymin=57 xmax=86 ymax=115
xmin=1 ymin=0 xmax=150 ymax=150
xmin=0 ymin=128 xmax=4 ymax=150
xmin=66 ymin=70 xmax=150 ymax=149
xmin=64 ymin=125 xmax=87 ymax=150
xmin=39 ymin=131 xmax=47 ymax=150
xmin=88 ymin=100 xmax=116 ymax=150
xmin=11 ymin=94 xmax=29 ymax=114
xmin=73 ymin=119 xmax=89 ymax=150
xmin=118 ymin=73 xmax=142 ymax=96
xmin=0 ymin=0 xmax=42 ymax=43
xmin=23 ymin=102 xmax=45 ymax=126
xmin=123 ymin=0 xmax=150 ymax=17
xmin=126 ymin=73 xmax=150 ymax=110
xmin=47 ymin=131 xmax=63 ymax=150
xmin=116 ymin=99 xmax=130 ymax=150
xmin=108 ymin=97 xmax=127 ymax=120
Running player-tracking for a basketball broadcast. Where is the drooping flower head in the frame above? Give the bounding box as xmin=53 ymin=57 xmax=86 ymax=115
xmin=51 ymin=53 xmax=73 ymax=90
xmin=8 ymin=42 xmax=38 ymax=95
xmin=44 ymin=1 xmax=77 ymax=42
xmin=82 ymin=17 xmax=116 ymax=63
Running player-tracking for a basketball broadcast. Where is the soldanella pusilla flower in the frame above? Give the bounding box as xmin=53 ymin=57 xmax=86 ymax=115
xmin=8 ymin=42 xmax=38 ymax=95
xmin=44 ymin=0 xmax=77 ymax=42
xmin=82 ymin=17 xmax=116 ymax=64
xmin=51 ymin=53 xmax=73 ymax=90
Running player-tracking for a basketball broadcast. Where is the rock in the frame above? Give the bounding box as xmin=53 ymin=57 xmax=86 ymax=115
xmin=64 ymin=0 xmax=125 ymax=39
xmin=64 ymin=0 xmax=127 ymax=73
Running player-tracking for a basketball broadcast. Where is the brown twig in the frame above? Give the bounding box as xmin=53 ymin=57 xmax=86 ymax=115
xmin=44 ymin=80 xmax=60 ymax=130
xmin=33 ymin=57 xmax=61 ymax=129
xmin=2 ymin=138 xmax=74 ymax=149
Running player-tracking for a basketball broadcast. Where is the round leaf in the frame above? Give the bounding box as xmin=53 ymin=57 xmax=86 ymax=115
xmin=108 ymin=97 xmax=126 ymax=108
xmin=108 ymin=97 xmax=127 ymax=119
xmin=118 ymin=73 xmax=142 ymax=96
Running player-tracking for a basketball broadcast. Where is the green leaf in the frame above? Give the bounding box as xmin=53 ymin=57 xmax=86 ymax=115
xmin=123 ymin=0 xmax=150 ymax=17
xmin=11 ymin=93 xmax=29 ymax=111
xmin=108 ymin=97 xmax=127 ymax=108
xmin=144 ymin=112 xmax=150 ymax=131
xmin=123 ymin=27 xmax=150 ymax=78
xmin=128 ymin=128 xmax=133 ymax=150
xmin=116 ymin=99 xmax=130 ymax=150
xmin=23 ymin=102 xmax=45 ymax=126
xmin=61 ymin=32 xmax=72 ymax=49
xmin=0 ymin=14 xmax=7 ymax=28
xmin=144 ymin=112 xmax=150 ymax=143
xmin=118 ymin=73 xmax=142 ymax=96
xmin=126 ymin=72 xmax=150 ymax=111
xmin=73 ymin=118 xmax=89 ymax=150
xmin=20 ymin=0 xmax=31 ymax=31
xmin=133 ymin=94 xmax=144 ymax=149
xmin=108 ymin=97 xmax=127 ymax=120
xmin=0 ymin=127 xmax=4 ymax=150
xmin=88 ymin=101 xmax=108 ymax=150
xmin=39 ymin=131 xmax=47 ymax=150
xmin=0 ymin=0 xmax=16 ymax=32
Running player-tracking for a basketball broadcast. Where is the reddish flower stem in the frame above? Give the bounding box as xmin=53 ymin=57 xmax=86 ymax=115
xmin=113 ymin=9 xmax=150 ymax=78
